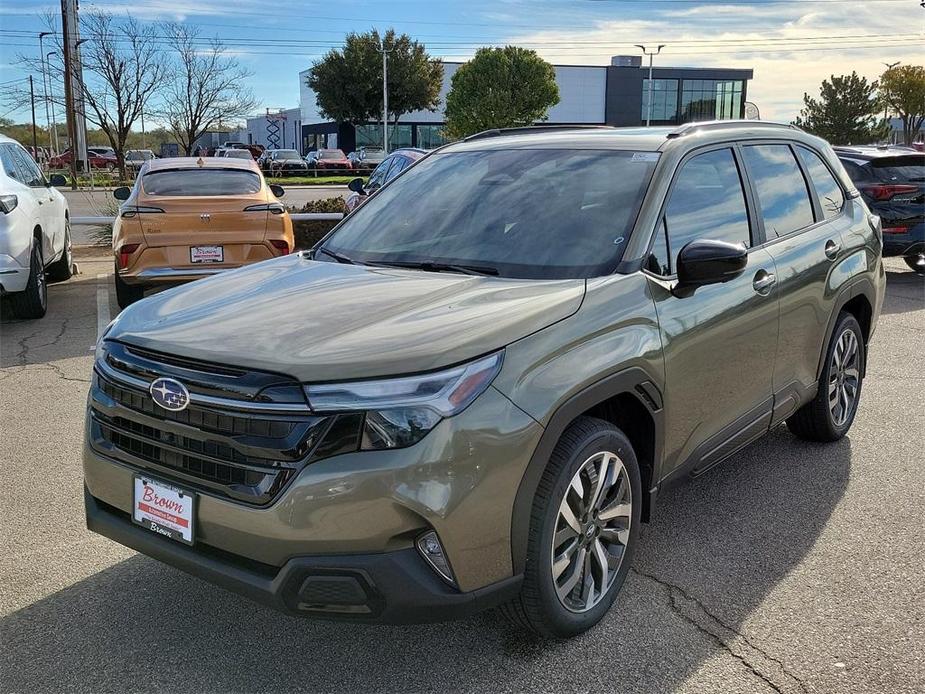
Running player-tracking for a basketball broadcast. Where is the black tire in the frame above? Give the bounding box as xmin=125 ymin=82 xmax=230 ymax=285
xmin=787 ymin=312 xmax=865 ymax=442
xmin=9 ymin=241 xmax=47 ymax=319
xmin=500 ymin=416 xmax=642 ymax=639
xmin=904 ymin=253 xmax=924 ymax=276
xmin=45 ymin=221 xmax=73 ymax=283
xmin=114 ymin=265 xmax=145 ymax=309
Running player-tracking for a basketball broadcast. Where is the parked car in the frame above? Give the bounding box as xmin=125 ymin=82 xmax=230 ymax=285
xmin=108 ymin=156 xmax=293 ymax=308
xmin=345 ymin=148 xmax=426 ymax=212
xmin=216 ymin=148 xmax=254 ymax=160
xmin=48 ymin=148 xmax=118 ymax=171
xmin=305 ymin=148 xmax=351 ymax=173
xmin=348 ymin=146 xmax=386 ymax=172
xmin=84 ymin=122 xmax=884 ymax=638
xmin=834 ymin=145 xmax=924 ymax=274
xmin=0 ymin=135 xmax=72 ymax=318
xmin=124 ymin=149 xmax=157 ymax=171
xmin=261 ymin=149 xmax=309 ymax=177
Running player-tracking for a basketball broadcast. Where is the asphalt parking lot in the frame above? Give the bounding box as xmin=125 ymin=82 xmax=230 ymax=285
xmin=1 ymin=256 xmax=922 ymax=694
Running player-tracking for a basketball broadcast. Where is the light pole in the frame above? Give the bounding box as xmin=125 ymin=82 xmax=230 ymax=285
xmin=882 ymin=61 xmax=900 ymax=142
xmin=635 ymin=44 xmax=665 ymax=127
xmin=379 ymin=39 xmax=392 ymax=153
xmin=38 ymin=32 xmax=54 ymax=155
xmin=46 ymin=52 xmax=60 ymax=154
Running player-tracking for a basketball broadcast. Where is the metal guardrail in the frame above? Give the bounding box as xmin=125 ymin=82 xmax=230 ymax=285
xmin=70 ymin=212 xmax=344 ymax=226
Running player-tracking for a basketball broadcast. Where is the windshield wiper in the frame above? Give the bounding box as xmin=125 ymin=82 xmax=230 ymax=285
xmin=368 ymin=260 xmax=499 ymax=276
xmin=313 ymin=246 xmax=357 ymax=265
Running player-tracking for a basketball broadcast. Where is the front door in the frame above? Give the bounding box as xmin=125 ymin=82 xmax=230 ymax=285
xmin=645 ymin=146 xmax=780 ymax=477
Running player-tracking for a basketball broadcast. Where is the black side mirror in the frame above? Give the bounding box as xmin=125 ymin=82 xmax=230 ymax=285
xmin=675 ymin=239 xmax=747 ymax=292
xmin=347 ymin=177 xmax=365 ymax=194
xmin=270 ymin=184 xmax=285 ymax=198
xmin=113 ymin=186 xmax=131 ymax=201
xmin=48 ymin=174 xmax=67 ymax=186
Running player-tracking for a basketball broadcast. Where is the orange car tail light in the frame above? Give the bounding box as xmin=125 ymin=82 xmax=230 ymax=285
xmin=118 ymin=244 xmax=140 ymax=269
xmin=269 ymin=239 xmax=290 ymax=255
xmin=120 ymin=205 xmax=164 ymax=218
xmin=244 ymin=202 xmax=285 ymax=215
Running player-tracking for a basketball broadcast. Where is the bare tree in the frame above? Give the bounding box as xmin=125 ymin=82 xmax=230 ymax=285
xmin=15 ymin=11 xmax=165 ymax=179
xmin=159 ymin=23 xmax=257 ymax=155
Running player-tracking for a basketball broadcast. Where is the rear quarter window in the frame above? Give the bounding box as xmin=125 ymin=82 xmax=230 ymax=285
xmin=142 ymin=169 xmax=262 ymax=196
xmin=796 ymin=146 xmax=845 ymax=219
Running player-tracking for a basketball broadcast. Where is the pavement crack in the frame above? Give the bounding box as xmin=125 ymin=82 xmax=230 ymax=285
xmin=632 ymin=568 xmax=808 ymax=694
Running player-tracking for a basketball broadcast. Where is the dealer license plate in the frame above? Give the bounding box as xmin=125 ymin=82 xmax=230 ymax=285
xmin=190 ymin=245 xmax=224 ymax=263
xmin=132 ymin=476 xmax=196 ymax=545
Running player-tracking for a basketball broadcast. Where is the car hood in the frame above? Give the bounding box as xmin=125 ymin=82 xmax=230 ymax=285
xmin=108 ymin=254 xmax=585 ymax=382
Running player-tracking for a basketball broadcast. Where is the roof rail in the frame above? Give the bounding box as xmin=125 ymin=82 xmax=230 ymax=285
xmin=666 ymin=120 xmax=802 ymax=139
xmin=463 ymin=125 xmax=615 ymax=142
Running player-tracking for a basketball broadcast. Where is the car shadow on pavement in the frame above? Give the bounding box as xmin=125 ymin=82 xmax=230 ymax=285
xmin=1 ymin=427 xmax=850 ymax=693
xmin=880 ymin=269 xmax=924 ymax=316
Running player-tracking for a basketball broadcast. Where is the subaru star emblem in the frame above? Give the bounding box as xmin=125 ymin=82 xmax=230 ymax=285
xmin=200 ymin=213 xmax=211 ymax=222
xmin=149 ymin=377 xmax=190 ymax=412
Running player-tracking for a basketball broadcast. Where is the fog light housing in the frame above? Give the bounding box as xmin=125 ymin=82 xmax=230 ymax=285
xmin=416 ymin=530 xmax=457 ymax=587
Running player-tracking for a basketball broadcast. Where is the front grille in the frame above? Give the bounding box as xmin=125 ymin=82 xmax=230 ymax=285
xmin=89 ymin=341 xmax=339 ymax=506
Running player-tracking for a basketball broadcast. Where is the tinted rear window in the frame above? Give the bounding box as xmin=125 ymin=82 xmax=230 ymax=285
xmin=869 ymin=155 xmax=925 ymax=183
xmin=142 ymin=169 xmax=261 ymax=196
xmin=742 ymin=144 xmax=815 ymax=238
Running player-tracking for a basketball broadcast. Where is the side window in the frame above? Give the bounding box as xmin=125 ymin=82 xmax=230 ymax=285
xmin=742 ymin=144 xmax=814 ymax=238
xmin=10 ymin=145 xmax=45 ymax=186
xmin=367 ymin=157 xmax=394 ymax=188
xmin=0 ymin=144 xmax=23 ymax=182
xmin=652 ymin=147 xmax=751 ymax=275
xmin=796 ymin=147 xmax=845 ymax=219
xmin=385 ymin=156 xmax=409 ymax=182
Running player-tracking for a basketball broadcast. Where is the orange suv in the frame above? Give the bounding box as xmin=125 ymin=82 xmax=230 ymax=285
xmin=111 ymin=157 xmax=294 ymax=308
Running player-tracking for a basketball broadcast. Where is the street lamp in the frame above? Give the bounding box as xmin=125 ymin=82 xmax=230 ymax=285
xmin=46 ymin=53 xmax=60 ymax=153
xmin=882 ymin=61 xmax=901 ymax=141
xmin=636 ymin=44 xmax=665 ymax=127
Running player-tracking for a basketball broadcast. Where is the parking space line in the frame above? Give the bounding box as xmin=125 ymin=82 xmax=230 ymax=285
xmin=96 ymin=273 xmax=111 ymax=342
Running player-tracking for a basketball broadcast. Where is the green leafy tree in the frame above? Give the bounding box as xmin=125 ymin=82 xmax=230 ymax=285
xmin=306 ymin=29 xmax=443 ymax=145
xmin=879 ymin=65 xmax=925 ymax=146
xmin=793 ymin=72 xmax=888 ymax=145
xmin=443 ymin=46 xmax=560 ymax=139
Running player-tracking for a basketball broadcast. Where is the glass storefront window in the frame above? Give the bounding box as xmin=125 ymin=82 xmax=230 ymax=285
xmin=680 ymin=79 xmax=743 ymax=122
xmin=417 ymin=125 xmax=448 ymax=149
xmin=641 ymin=79 xmax=679 ymax=121
xmin=356 ymin=124 xmax=413 ymax=149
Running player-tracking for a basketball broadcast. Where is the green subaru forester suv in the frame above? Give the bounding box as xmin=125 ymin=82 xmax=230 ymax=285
xmin=85 ymin=122 xmax=884 ymax=638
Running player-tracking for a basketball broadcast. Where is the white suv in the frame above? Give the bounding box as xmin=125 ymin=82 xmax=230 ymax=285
xmin=0 ymin=134 xmax=72 ymax=319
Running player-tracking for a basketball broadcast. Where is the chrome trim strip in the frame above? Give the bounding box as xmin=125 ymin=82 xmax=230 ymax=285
xmin=95 ymin=359 xmax=313 ymax=414
xmin=135 ymin=267 xmax=235 ymax=279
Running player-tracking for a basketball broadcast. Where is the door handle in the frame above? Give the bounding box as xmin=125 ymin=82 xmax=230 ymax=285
xmin=824 ymin=239 xmax=841 ymax=260
xmin=753 ymin=270 xmax=777 ymax=294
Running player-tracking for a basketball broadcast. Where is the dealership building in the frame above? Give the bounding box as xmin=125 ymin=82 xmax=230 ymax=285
xmin=238 ymin=55 xmax=753 ymax=153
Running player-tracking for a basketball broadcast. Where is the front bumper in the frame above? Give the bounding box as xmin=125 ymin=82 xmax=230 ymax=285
xmin=85 ymin=488 xmax=522 ymax=622
xmin=84 ymin=383 xmax=542 ymax=617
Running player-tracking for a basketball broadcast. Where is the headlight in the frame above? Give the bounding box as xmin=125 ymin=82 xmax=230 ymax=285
xmin=304 ymin=351 xmax=503 ymax=450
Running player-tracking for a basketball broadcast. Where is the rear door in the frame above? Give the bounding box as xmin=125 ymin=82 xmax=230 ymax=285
xmin=646 ymin=145 xmax=780 ymax=477
xmin=739 ymin=142 xmax=854 ymax=424
xmin=137 ymin=167 xmax=270 ymax=267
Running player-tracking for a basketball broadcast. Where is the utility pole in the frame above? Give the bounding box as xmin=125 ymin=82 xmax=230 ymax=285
xmin=380 ymin=40 xmax=391 ymax=153
xmin=635 ymin=44 xmax=665 ymax=127
xmin=38 ymin=32 xmax=54 ymax=154
xmin=46 ymin=52 xmax=60 ymax=153
xmin=882 ymin=61 xmax=901 ymax=142
xmin=29 ymin=76 xmax=38 ymax=157
xmin=60 ymin=0 xmax=79 ymax=188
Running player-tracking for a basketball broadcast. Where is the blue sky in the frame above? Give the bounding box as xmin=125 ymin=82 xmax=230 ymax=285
xmin=1 ymin=0 xmax=922 ymax=124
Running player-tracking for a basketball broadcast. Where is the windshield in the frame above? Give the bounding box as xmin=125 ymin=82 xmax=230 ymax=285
xmin=142 ymin=169 xmax=261 ymax=196
xmin=126 ymin=151 xmax=153 ymax=160
xmin=321 ymin=148 xmax=657 ymax=279
xmin=274 ymin=150 xmax=301 ymax=159
xmin=318 ymin=150 xmax=344 ymax=159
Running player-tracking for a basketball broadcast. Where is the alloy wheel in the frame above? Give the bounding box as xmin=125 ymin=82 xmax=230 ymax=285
xmin=551 ymin=450 xmax=632 ymax=613
xmin=35 ymin=246 xmax=47 ymax=310
xmin=829 ymin=328 xmax=860 ymax=427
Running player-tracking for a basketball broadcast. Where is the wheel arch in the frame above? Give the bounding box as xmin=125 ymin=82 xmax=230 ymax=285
xmin=817 ymin=278 xmax=876 ymax=380
xmin=510 ymin=367 xmax=664 ymax=576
